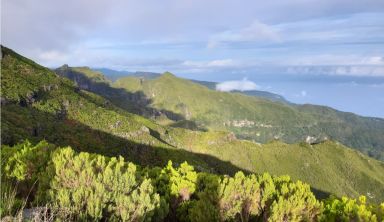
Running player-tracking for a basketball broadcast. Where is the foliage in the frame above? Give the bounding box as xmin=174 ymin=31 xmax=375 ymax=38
xmin=4 ymin=140 xmax=53 ymax=181
xmin=1 ymin=140 xmax=384 ymax=221
xmin=162 ymin=161 xmax=197 ymax=200
xmin=47 ymin=147 xmax=161 ymax=221
xmin=2 ymin=45 xmax=384 ymax=213
xmin=321 ymin=195 xmax=384 ymax=222
xmin=190 ymin=172 xmax=321 ymax=222
xmin=217 ymin=172 xmax=262 ymax=221
xmin=145 ymin=161 xmax=197 ymax=220
xmin=268 ymin=178 xmax=321 ymax=222
xmin=1 ymin=140 xmax=54 ymax=209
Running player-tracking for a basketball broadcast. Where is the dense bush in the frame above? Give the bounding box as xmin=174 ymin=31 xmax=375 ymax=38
xmin=1 ymin=140 xmax=383 ymax=221
xmin=321 ymin=195 xmax=384 ymax=222
xmin=188 ymin=172 xmax=321 ymax=222
xmin=47 ymin=147 xmax=163 ymax=221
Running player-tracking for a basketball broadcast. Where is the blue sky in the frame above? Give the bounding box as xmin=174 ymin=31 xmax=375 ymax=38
xmin=2 ymin=0 xmax=384 ymax=117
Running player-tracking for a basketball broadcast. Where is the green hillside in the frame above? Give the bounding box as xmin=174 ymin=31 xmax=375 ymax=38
xmin=1 ymin=46 xmax=384 ymax=203
xmin=92 ymin=69 xmax=290 ymax=103
xmin=108 ymin=72 xmax=384 ymax=161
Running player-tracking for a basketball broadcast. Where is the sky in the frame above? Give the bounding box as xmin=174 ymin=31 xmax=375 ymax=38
xmin=2 ymin=0 xmax=384 ymax=117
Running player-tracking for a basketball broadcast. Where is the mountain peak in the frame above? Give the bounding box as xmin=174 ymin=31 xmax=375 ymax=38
xmin=57 ymin=64 xmax=69 ymax=69
xmin=161 ymin=71 xmax=176 ymax=78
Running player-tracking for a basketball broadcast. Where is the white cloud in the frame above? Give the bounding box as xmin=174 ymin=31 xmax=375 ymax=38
xmin=183 ymin=59 xmax=238 ymax=68
xmin=38 ymin=50 xmax=69 ymax=64
xmin=278 ymin=54 xmax=384 ymax=76
xmin=361 ymin=56 xmax=384 ymax=65
xmin=281 ymin=54 xmax=384 ymax=66
xmin=207 ymin=59 xmax=236 ymax=67
xmin=207 ymin=20 xmax=281 ymax=48
xmin=301 ymin=90 xmax=307 ymax=97
xmin=286 ymin=65 xmax=384 ymax=76
xmin=216 ymin=78 xmax=259 ymax=92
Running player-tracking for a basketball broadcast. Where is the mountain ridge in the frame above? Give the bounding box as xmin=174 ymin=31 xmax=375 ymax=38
xmin=100 ymin=69 xmax=384 ymax=161
xmin=2 ymin=45 xmax=384 ymax=203
xmin=91 ymin=67 xmax=291 ymax=103
xmin=54 ymin=65 xmax=384 ymax=160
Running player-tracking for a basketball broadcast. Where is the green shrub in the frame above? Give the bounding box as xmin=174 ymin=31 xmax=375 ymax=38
xmin=189 ymin=172 xmax=322 ymax=222
xmin=1 ymin=140 xmax=383 ymax=221
xmin=146 ymin=161 xmax=197 ymax=221
xmin=48 ymin=147 xmax=162 ymax=221
xmin=321 ymin=195 xmax=382 ymax=222
xmin=268 ymin=179 xmax=321 ymax=221
xmin=2 ymin=140 xmax=54 ymax=207
xmin=4 ymin=140 xmax=53 ymax=181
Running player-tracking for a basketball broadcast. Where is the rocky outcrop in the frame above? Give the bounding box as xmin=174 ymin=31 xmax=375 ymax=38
xmin=305 ymin=135 xmax=329 ymax=145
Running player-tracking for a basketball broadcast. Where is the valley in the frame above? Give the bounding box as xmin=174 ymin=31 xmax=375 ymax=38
xmin=55 ymin=65 xmax=384 ymax=161
xmin=2 ymin=46 xmax=384 ymax=204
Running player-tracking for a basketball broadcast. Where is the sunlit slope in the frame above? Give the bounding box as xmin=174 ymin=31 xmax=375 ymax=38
xmin=1 ymin=46 xmax=384 ymax=203
xmin=111 ymin=72 xmax=384 ymax=161
xmin=170 ymin=128 xmax=384 ymax=201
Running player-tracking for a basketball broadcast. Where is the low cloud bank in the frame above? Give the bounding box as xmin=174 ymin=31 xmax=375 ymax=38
xmin=216 ymin=78 xmax=259 ymax=92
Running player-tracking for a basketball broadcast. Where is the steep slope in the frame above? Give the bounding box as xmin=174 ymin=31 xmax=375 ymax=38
xmin=2 ymin=46 xmax=384 ymax=202
xmin=107 ymin=72 xmax=384 ymax=161
xmin=1 ymin=46 xmax=190 ymax=164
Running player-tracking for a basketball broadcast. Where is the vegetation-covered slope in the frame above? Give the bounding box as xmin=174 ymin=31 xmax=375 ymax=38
xmin=108 ymin=72 xmax=384 ymax=161
xmin=58 ymin=66 xmax=384 ymax=162
xmin=93 ymin=69 xmax=289 ymax=103
xmin=2 ymin=46 xmax=384 ymax=203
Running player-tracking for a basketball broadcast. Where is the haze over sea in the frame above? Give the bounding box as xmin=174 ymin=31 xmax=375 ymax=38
xmin=175 ymin=71 xmax=384 ymax=118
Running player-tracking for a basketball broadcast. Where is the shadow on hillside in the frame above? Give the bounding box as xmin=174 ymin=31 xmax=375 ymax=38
xmin=2 ymin=104 xmax=243 ymax=176
xmin=311 ymin=188 xmax=331 ymax=200
xmin=54 ymin=68 xmax=208 ymax=131
xmin=2 ymin=101 xmax=331 ymax=199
